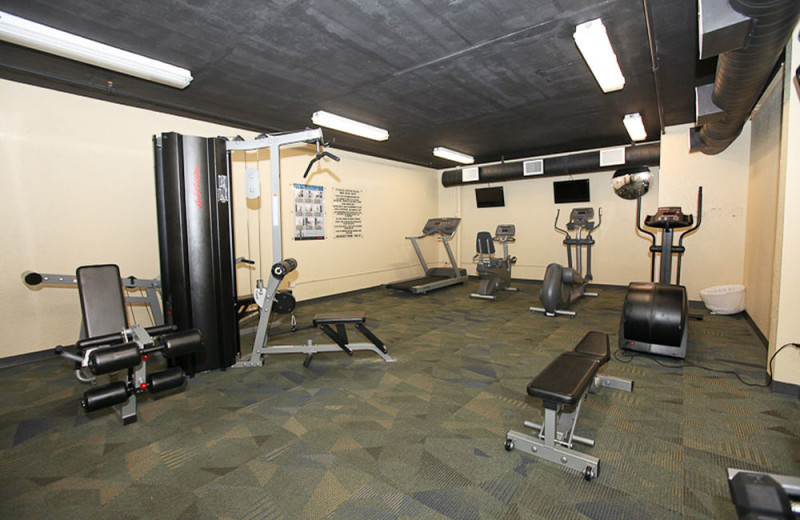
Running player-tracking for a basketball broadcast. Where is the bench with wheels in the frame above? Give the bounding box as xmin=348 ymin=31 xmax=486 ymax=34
xmin=504 ymin=331 xmax=633 ymax=480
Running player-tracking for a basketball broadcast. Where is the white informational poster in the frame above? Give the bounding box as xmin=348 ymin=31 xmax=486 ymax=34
xmin=293 ymin=184 xmax=325 ymax=240
xmin=332 ymin=187 xmax=363 ymax=239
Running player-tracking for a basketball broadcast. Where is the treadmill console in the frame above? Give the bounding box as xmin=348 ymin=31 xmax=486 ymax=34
xmin=422 ymin=218 xmax=461 ymax=236
xmin=645 ymin=207 xmax=693 ymax=229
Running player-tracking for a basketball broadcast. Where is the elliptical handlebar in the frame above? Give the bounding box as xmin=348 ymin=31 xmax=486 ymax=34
xmin=635 ymin=196 xmax=658 ymax=282
xmin=591 ymin=207 xmax=603 ymax=234
xmin=553 ymin=210 xmax=570 ymax=239
xmin=678 ymin=187 xmax=703 ymax=247
xmin=675 ymin=186 xmax=703 ymax=284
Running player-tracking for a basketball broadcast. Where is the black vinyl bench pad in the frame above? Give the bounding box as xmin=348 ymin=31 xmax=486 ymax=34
xmin=573 ymin=331 xmax=610 ymax=364
xmin=313 ymin=311 xmax=366 ymax=325
xmin=527 ymin=352 xmax=601 ymax=407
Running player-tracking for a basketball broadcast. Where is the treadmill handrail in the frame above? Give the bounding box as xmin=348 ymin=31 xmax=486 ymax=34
xmin=405 ymin=230 xmax=458 ymax=240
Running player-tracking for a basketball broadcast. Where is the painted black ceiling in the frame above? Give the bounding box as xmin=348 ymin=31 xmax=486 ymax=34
xmin=0 ymin=0 xmax=715 ymax=168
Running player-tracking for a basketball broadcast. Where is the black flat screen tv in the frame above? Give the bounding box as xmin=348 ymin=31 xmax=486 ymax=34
xmin=475 ymin=187 xmax=505 ymax=208
xmin=553 ymin=179 xmax=590 ymax=204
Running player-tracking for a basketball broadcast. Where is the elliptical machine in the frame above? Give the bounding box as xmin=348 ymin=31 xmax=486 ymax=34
xmin=619 ymin=186 xmax=702 ymax=359
xmin=531 ymin=207 xmax=601 ymax=317
xmin=470 ymin=224 xmax=519 ymax=300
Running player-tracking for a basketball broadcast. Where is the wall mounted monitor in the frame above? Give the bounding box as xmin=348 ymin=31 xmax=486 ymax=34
xmin=475 ymin=186 xmax=505 ymax=208
xmin=553 ymin=179 xmax=590 ymax=204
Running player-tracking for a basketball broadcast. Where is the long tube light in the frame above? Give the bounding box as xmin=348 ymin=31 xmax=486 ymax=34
xmin=311 ymin=111 xmax=389 ymax=141
xmin=433 ymin=146 xmax=474 ymax=164
xmin=573 ymin=18 xmax=625 ymax=93
xmin=0 ymin=10 xmax=192 ymax=89
xmin=623 ymin=113 xmax=647 ymax=141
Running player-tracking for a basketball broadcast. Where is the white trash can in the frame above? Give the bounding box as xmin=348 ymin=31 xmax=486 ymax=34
xmin=700 ymin=285 xmax=746 ymax=315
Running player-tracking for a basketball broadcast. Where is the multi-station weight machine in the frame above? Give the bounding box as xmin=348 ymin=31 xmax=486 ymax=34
xmin=154 ymin=129 xmax=393 ymax=372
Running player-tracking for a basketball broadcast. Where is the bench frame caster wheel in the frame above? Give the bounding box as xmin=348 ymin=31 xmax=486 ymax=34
xmin=504 ymin=438 xmax=514 ymax=451
xmin=584 ymin=465 xmax=595 ymax=481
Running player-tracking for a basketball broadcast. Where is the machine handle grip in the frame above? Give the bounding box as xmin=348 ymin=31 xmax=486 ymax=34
xmin=76 ymin=331 xmax=128 ymax=349
xmin=678 ymin=186 xmax=703 ymax=247
xmin=593 ymin=207 xmax=603 ymax=232
xmin=302 ymin=151 xmax=341 ymax=178
xmin=144 ymin=324 xmax=178 ymax=337
xmin=553 ymin=209 xmax=570 ymax=238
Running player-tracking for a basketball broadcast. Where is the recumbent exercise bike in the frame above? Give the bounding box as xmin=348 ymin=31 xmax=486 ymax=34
xmin=470 ymin=224 xmax=519 ymax=300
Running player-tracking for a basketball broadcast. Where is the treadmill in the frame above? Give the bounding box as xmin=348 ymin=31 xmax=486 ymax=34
xmin=387 ymin=217 xmax=468 ymax=294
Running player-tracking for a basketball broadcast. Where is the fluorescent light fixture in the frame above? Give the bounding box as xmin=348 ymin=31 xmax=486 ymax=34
xmin=623 ymin=113 xmax=647 ymax=141
xmin=311 ymin=110 xmax=389 ymax=141
xmin=433 ymin=146 xmax=474 ymax=164
xmin=0 ymin=10 xmax=192 ymax=88
xmin=573 ymin=18 xmax=625 ymax=93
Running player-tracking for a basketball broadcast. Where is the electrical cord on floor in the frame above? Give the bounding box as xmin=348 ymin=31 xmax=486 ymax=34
xmin=613 ymin=343 xmax=800 ymax=388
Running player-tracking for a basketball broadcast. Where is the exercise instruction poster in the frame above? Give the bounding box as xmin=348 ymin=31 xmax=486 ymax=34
xmin=332 ymin=187 xmax=363 ymax=239
xmin=293 ymin=184 xmax=325 ymax=240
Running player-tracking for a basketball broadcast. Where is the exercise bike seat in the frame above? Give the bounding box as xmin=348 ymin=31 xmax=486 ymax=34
xmin=527 ymin=352 xmax=601 ymax=407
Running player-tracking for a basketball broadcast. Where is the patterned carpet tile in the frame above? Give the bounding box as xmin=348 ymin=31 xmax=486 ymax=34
xmin=0 ymin=281 xmax=797 ymax=519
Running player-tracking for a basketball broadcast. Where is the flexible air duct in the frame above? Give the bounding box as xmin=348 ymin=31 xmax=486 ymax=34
xmin=691 ymin=0 xmax=800 ymax=155
xmin=441 ymin=142 xmax=659 ymax=187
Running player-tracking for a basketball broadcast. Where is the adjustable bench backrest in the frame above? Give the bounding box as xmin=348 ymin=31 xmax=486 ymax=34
xmin=77 ymin=264 xmax=128 ymax=338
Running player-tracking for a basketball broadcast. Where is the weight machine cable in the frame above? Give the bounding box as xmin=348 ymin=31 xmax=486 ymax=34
xmin=256 ymin=147 xmax=264 ymax=283
xmin=243 ymin=150 xmax=256 ymax=290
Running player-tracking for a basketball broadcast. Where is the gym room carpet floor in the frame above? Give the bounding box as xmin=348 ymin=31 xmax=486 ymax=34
xmin=0 ymin=280 xmax=798 ymax=519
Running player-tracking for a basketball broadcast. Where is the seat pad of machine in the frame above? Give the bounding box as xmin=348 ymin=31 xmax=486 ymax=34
xmin=527 ymin=352 xmax=601 ymax=406
xmin=313 ymin=311 xmax=366 ymax=325
xmin=572 ymin=331 xmax=610 ymax=364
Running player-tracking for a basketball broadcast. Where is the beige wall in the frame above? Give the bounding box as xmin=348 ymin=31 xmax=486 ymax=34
xmin=438 ymin=164 xmax=662 ymax=287
xmin=437 ymin=130 xmax=750 ymax=303
xmin=659 ymin=123 xmax=750 ymax=300
xmin=230 ymin=146 xmax=438 ymax=300
xmin=1 ymin=80 xmax=437 ymax=357
xmin=745 ymin=74 xmax=783 ymax=339
xmin=770 ymin=31 xmax=800 ymax=386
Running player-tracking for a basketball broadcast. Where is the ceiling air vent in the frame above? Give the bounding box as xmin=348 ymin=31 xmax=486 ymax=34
xmin=523 ymin=159 xmax=543 ymax=176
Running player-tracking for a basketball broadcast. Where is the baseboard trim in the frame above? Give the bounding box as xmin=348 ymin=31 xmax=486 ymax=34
xmin=772 ymin=379 xmax=800 ymax=399
xmin=742 ymin=310 xmax=769 ymax=348
xmin=0 ymin=348 xmax=57 ymax=369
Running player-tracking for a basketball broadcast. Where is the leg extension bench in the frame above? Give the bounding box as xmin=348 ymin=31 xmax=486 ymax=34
xmin=504 ymin=331 xmax=633 ymax=480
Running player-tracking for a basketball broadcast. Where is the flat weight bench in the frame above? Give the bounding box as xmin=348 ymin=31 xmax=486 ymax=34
xmin=505 ymin=331 xmax=633 ymax=480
